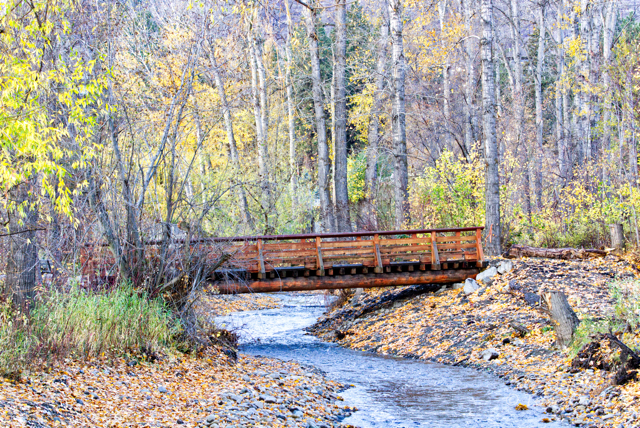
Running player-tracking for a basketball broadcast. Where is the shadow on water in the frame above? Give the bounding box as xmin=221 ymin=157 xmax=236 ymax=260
xmin=216 ymin=294 xmax=570 ymax=427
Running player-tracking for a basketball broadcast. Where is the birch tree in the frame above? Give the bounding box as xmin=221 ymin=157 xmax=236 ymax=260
xmin=481 ymin=0 xmax=501 ymax=254
xmin=334 ymin=0 xmax=352 ymax=232
xmin=388 ymin=0 xmax=409 ymax=228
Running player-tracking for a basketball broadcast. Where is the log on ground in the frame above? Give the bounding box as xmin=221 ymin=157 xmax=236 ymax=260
xmin=505 ymin=244 xmax=606 ymax=260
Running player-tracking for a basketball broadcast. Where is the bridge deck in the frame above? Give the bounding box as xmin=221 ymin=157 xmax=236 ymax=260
xmin=212 ymin=227 xmax=486 ymax=293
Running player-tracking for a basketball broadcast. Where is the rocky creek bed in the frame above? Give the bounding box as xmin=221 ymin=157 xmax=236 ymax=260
xmin=308 ymin=256 xmax=640 ymax=427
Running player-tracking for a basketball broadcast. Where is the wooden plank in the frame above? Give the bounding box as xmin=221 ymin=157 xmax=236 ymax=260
xmin=434 ymin=235 xmax=476 ymax=243
xmin=379 ymin=244 xmax=433 ymax=253
xmin=320 ymin=240 xmax=374 ymax=248
xmin=262 ymin=242 xmax=316 ymax=251
xmin=216 ymin=268 xmax=482 ymax=293
xmin=378 ymin=237 xmax=432 ymax=245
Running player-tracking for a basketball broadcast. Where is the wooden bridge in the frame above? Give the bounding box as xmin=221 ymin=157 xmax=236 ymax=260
xmin=80 ymin=227 xmax=486 ymax=293
xmin=212 ymin=227 xmax=487 ymax=293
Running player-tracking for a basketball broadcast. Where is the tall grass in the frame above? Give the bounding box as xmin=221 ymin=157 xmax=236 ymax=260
xmin=0 ymin=282 xmax=179 ymax=375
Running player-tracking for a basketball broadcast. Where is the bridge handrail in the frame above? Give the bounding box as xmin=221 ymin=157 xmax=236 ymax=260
xmin=137 ymin=226 xmax=485 ymax=245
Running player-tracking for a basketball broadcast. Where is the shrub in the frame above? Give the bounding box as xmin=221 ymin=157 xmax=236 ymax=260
xmin=0 ymin=282 xmax=179 ymax=375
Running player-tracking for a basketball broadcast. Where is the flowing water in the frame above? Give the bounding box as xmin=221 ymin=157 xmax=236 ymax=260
xmin=216 ymin=294 xmax=569 ymax=427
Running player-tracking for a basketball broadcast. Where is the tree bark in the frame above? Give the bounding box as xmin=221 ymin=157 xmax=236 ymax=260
xmin=284 ymin=0 xmax=299 ymax=212
xmin=362 ymin=5 xmax=388 ymax=230
xmin=334 ymin=0 xmax=352 ymax=233
xmin=439 ymin=0 xmax=453 ymax=151
xmin=249 ymin=37 xmax=272 ymax=232
xmin=627 ymin=76 xmax=639 ymax=185
xmin=534 ymin=6 xmax=545 ymax=211
xmin=303 ymin=5 xmax=335 ymax=232
xmin=555 ymin=1 xmax=567 ymax=184
xmin=481 ymin=0 xmax=501 ymax=255
xmin=461 ymin=0 xmax=476 ymax=154
xmin=601 ymin=1 xmax=616 ymax=186
xmin=388 ymin=0 xmax=409 ymax=229
xmin=509 ymin=0 xmax=530 ymax=222
xmin=542 ymin=291 xmax=580 ymax=349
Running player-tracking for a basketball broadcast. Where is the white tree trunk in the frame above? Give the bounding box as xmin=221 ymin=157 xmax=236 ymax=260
xmin=388 ymin=0 xmax=409 ymax=229
xmin=284 ymin=0 xmax=298 ymax=212
xmin=334 ymin=0 xmax=352 ymax=233
xmin=509 ymin=0 xmax=530 ymax=221
xmin=481 ymin=0 xmax=501 ymax=255
xmin=555 ymin=1 xmax=566 ymax=184
xmin=303 ymin=5 xmax=335 ymax=232
xmin=439 ymin=0 xmax=453 ymax=151
xmin=602 ymin=1 xmax=616 ymax=185
xmin=461 ymin=0 xmax=476 ymax=153
xmin=534 ymin=6 xmax=545 ymax=211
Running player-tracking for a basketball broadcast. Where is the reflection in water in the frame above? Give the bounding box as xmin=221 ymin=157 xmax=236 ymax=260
xmin=216 ymin=295 xmax=569 ymax=427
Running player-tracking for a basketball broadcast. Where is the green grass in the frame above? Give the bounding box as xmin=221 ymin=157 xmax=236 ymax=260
xmin=0 ymin=282 xmax=180 ymax=375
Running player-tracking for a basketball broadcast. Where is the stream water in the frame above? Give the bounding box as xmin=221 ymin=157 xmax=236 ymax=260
xmin=216 ymin=294 xmax=569 ymax=427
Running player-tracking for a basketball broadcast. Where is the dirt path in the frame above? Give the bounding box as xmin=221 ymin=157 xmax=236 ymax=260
xmin=309 ymin=257 xmax=640 ymax=427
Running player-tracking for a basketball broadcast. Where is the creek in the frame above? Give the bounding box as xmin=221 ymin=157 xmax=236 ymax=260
xmin=216 ymin=294 xmax=569 ymax=427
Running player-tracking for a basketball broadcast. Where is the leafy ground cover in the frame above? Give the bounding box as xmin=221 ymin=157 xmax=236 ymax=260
xmin=0 ymin=347 xmax=353 ymax=427
xmin=309 ymin=256 xmax=640 ymax=427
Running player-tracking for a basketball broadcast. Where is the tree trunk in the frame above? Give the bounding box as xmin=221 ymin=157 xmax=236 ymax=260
xmin=461 ymin=0 xmax=476 ymax=154
xmin=363 ymin=5 xmax=388 ymax=230
xmin=5 ymin=182 xmax=39 ymax=312
xmin=210 ymin=52 xmax=251 ymax=227
xmin=303 ymin=5 xmax=335 ymax=232
xmin=601 ymin=1 xmax=616 ymax=186
xmin=609 ymin=223 xmax=625 ymax=249
xmin=334 ymin=0 xmax=352 ymax=233
xmin=534 ymin=6 xmax=545 ymax=211
xmin=481 ymin=0 xmax=501 ymax=255
xmin=439 ymin=0 xmax=453 ymax=151
xmin=555 ymin=1 xmax=566 ymax=184
xmin=542 ymin=291 xmax=580 ymax=349
xmin=628 ymin=77 xmax=639 ymax=185
xmin=509 ymin=0 xmax=530 ymax=222
xmin=284 ymin=0 xmax=299 ymax=212
xmin=249 ymin=38 xmax=272 ymax=232
xmin=388 ymin=0 xmax=409 ymax=229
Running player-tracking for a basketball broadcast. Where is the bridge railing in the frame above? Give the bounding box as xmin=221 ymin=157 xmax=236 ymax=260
xmin=219 ymin=227 xmax=485 ymax=279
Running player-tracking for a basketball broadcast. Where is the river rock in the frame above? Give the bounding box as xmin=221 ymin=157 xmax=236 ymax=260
xmin=476 ymin=266 xmax=497 ymax=284
xmin=451 ymin=282 xmax=464 ymax=290
xmin=463 ymin=278 xmax=479 ymax=295
xmin=497 ymin=260 xmax=513 ymax=274
xmin=259 ymin=394 xmax=277 ymax=403
xmin=480 ymin=348 xmax=499 ymax=361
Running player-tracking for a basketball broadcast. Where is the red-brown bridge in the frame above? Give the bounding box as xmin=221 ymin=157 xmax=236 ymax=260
xmin=81 ymin=227 xmax=487 ymax=293
xmin=211 ymin=227 xmax=487 ymax=293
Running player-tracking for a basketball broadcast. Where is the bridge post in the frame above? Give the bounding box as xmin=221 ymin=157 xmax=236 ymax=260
xmin=373 ymin=234 xmax=383 ymax=273
xmin=257 ymin=238 xmax=266 ymax=279
xmin=475 ymin=227 xmax=484 ymax=267
xmin=430 ymin=231 xmax=441 ymax=270
xmin=315 ymin=236 xmax=325 ymax=276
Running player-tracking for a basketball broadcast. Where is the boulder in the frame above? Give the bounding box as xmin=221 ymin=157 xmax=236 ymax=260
xmin=463 ymin=278 xmax=479 ymax=295
xmin=497 ymin=260 xmax=514 ymax=274
xmin=451 ymin=282 xmax=464 ymax=290
xmin=480 ymin=348 xmax=499 ymax=361
xmin=476 ymin=266 xmax=497 ymax=284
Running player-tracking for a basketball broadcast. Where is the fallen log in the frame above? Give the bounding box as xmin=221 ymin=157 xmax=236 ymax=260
xmin=505 ymin=244 xmax=606 ymax=260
